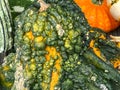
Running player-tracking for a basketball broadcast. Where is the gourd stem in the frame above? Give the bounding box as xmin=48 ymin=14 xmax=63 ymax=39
xmin=110 ymin=35 xmax=120 ymax=42
xmin=92 ymin=0 xmax=103 ymax=5
xmin=38 ymin=0 xmax=50 ymax=12
xmin=98 ymin=0 xmax=102 ymax=4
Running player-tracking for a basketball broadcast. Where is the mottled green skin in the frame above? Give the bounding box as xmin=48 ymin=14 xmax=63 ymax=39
xmin=0 ymin=53 xmax=16 ymax=90
xmin=13 ymin=3 xmax=90 ymax=89
xmin=0 ymin=0 xmax=120 ymax=90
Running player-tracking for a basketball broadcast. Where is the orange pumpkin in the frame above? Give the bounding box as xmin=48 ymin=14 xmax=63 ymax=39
xmin=74 ymin=0 xmax=120 ymax=32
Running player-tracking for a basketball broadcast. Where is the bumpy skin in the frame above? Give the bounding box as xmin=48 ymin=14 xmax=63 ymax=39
xmin=0 ymin=0 xmax=120 ymax=90
xmin=0 ymin=53 xmax=16 ymax=89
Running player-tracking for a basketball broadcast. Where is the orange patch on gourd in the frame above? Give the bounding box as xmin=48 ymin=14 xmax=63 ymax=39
xmin=111 ymin=59 xmax=120 ymax=68
xmin=90 ymin=40 xmax=106 ymax=61
xmin=25 ymin=31 xmax=34 ymax=40
xmin=41 ymin=46 xmax=61 ymax=90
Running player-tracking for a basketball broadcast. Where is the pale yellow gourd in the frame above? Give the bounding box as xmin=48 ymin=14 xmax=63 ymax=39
xmin=107 ymin=0 xmax=120 ymax=21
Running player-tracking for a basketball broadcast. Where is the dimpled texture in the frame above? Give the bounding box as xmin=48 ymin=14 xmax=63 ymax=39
xmin=0 ymin=0 xmax=120 ymax=90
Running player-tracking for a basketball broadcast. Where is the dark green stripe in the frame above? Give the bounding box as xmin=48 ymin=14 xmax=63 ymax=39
xmin=0 ymin=17 xmax=6 ymax=51
xmin=4 ymin=0 xmax=12 ymax=24
xmin=0 ymin=0 xmax=10 ymax=51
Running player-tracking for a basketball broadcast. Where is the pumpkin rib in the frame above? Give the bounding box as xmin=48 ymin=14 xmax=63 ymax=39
xmin=80 ymin=4 xmax=97 ymax=27
xmin=97 ymin=7 xmax=111 ymax=31
xmin=92 ymin=1 xmax=113 ymax=30
xmin=91 ymin=6 xmax=98 ymax=27
xmin=96 ymin=7 xmax=102 ymax=28
xmin=102 ymin=5 xmax=116 ymax=30
xmin=104 ymin=6 xmax=118 ymax=31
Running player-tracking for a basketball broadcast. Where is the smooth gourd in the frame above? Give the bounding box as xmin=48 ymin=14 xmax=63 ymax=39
xmin=107 ymin=0 xmax=120 ymax=21
xmin=0 ymin=0 xmax=12 ymax=53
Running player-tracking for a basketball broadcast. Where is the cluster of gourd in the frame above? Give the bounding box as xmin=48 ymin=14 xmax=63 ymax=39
xmin=0 ymin=0 xmax=120 ymax=90
xmin=74 ymin=0 xmax=120 ymax=32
